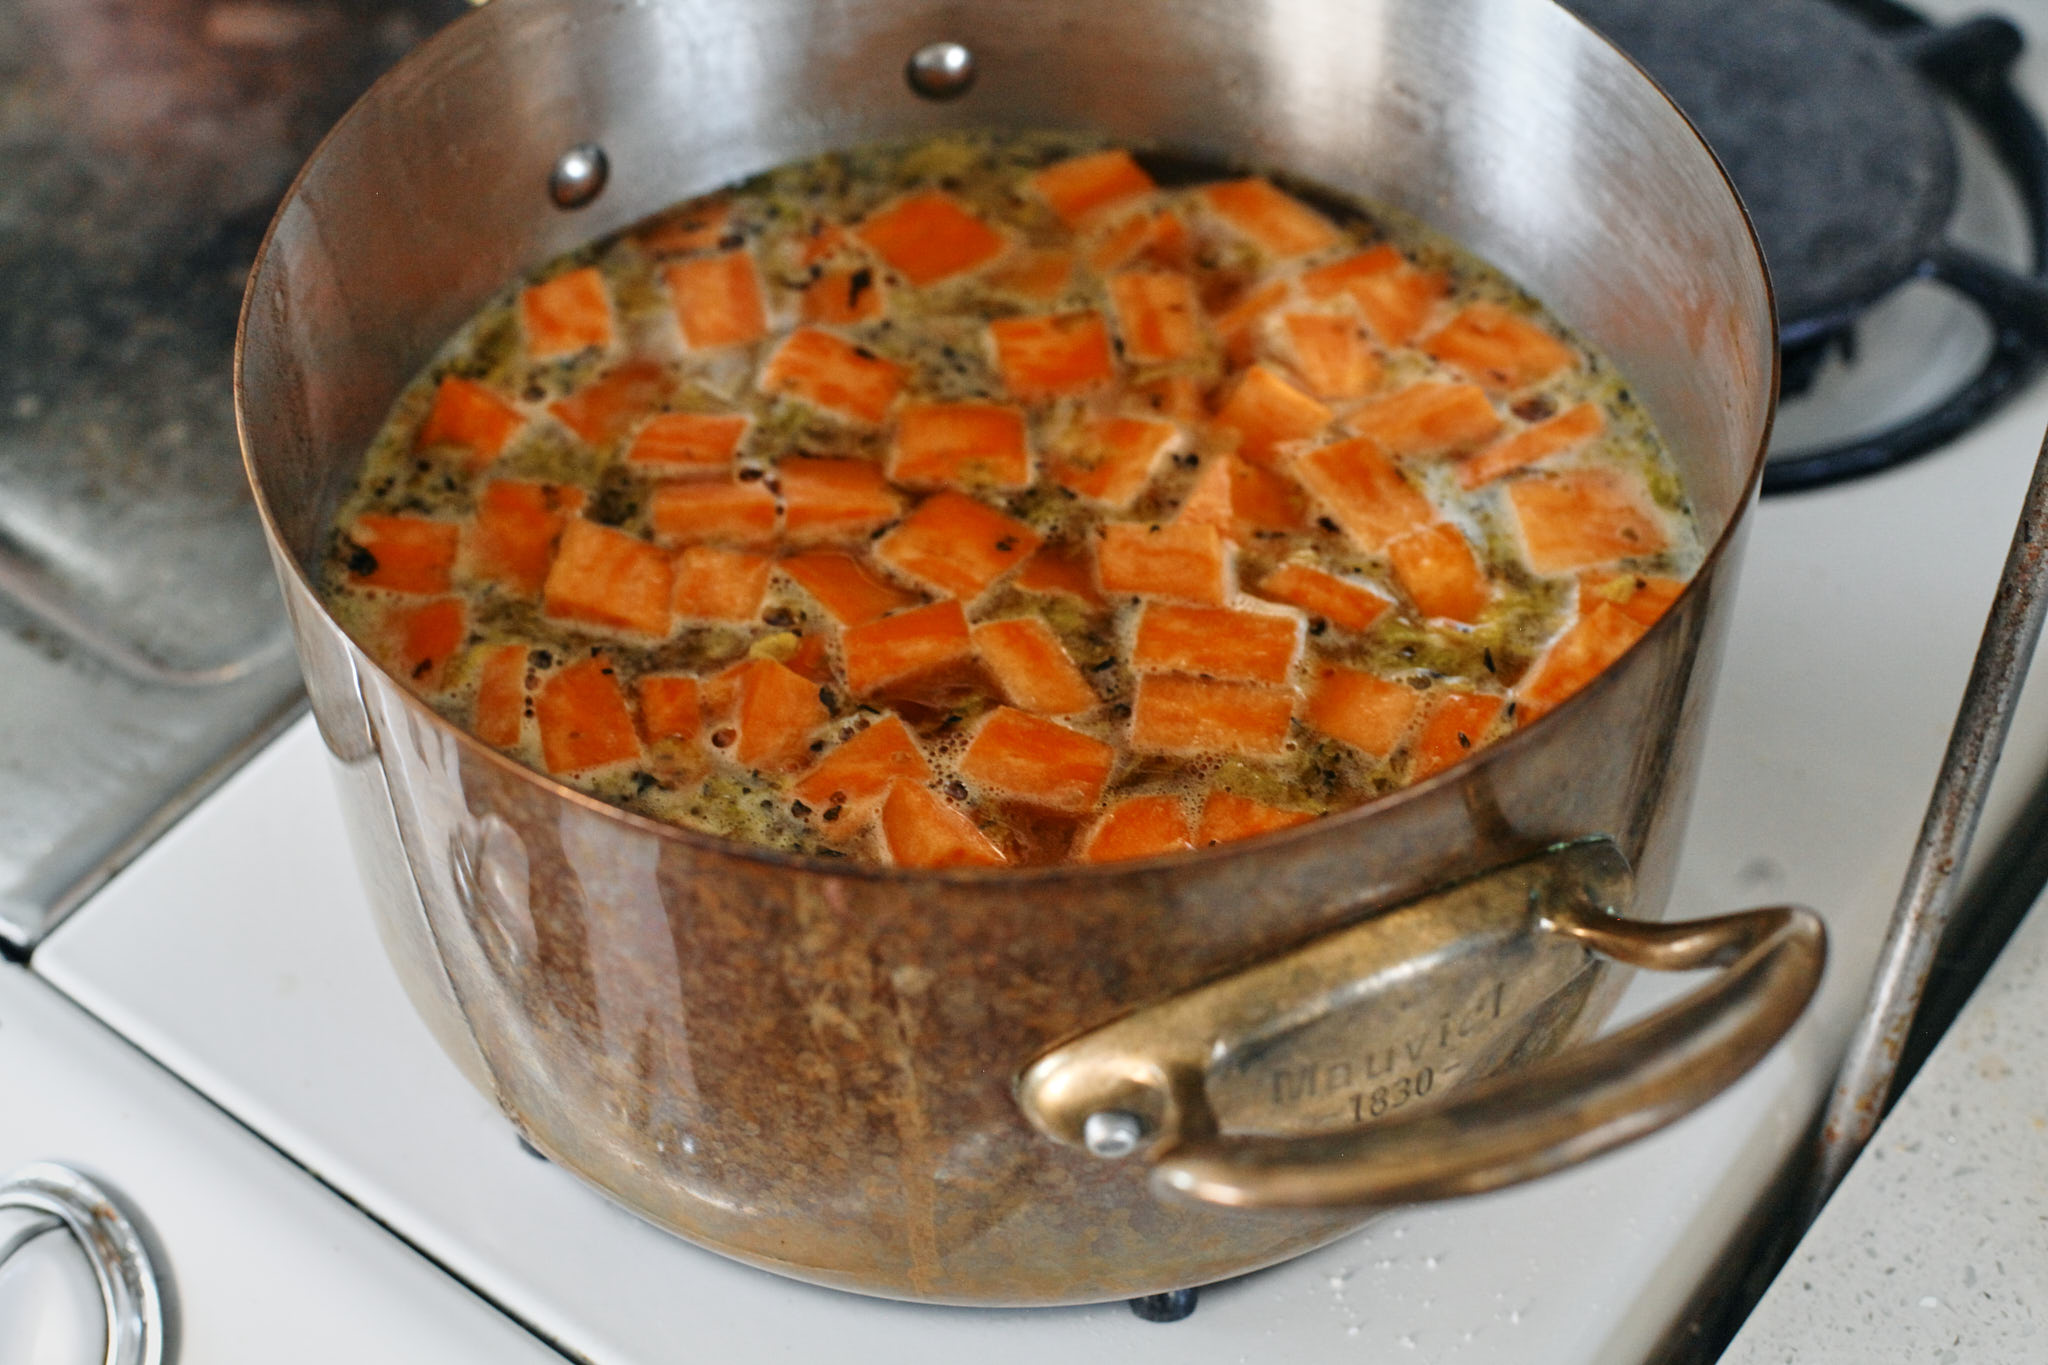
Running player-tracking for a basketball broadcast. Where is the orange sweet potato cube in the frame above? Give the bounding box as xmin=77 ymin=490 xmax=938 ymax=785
xmin=1411 ymin=690 xmax=1507 ymax=780
xmin=1299 ymin=245 xmax=1406 ymax=300
xmin=1096 ymin=521 xmax=1229 ymax=605
xmin=636 ymin=673 xmax=702 ymax=744
xmin=1129 ymin=675 xmax=1295 ymax=757
xmin=1172 ymin=455 xmax=1235 ymax=537
xmin=792 ymin=716 xmax=933 ymax=828
xmin=1200 ymin=178 xmax=1340 ymax=257
xmin=1256 ymin=563 xmax=1392 ymax=633
xmin=638 ymin=198 xmax=731 ymax=255
xmin=463 ymin=479 xmax=586 ymax=598
xmin=548 ymin=362 xmax=671 ymax=447
xmin=1305 ymin=666 xmax=1419 ymax=756
xmin=473 ymin=643 xmax=528 ymax=748
xmin=1425 ymin=303 xmax=1575 ymax=390
xmin=1460 ymin=402 xmax=1605 ymax=488
xmin=779 ymin=456 xmax=903 ymax=545
xmin=874 ymin=492 xmax=1041 ymax=600
xmin=1290 ymin=434 xmax=1434 ymax=551
xmin=1014 ymin=545 xmax=1105 ymax=607
xmin=889 ymin=402 xmax=1032 ymax=491
xmin=801 ymin=265 xmax=886 ymax=325
xmin=1349 ymin=382 xmax=1503 ymax=457
xmin=535 ymin=656 xmax=642 ymax=774
xmin=1347 ymin=266 xmax=1450 ymax=347
xmin=347 ymin=513 xmax=459 ymax=595
xmin=1079 ymin=795 xmax=1195 ymax=863
xmin=1578 ymin=571 xmax=1684 ymax=629
xmin=417 ymin=376 xmax=525 ymax=465
xmin=1131 ymin=604 xmax=1300 ymax=684
xmin=972 ymin=617 xmax=1098 ymax=716
xmin=1211 ymin=278 xmax=1291 ymax=367
xmin=1230 ymin=459 xmax=1311 ymax=535
xmin=1087 ymin=208 xmax=1190 ymax=273
xmin=520 ymin=266 xmax=614 ymax=360
xmin=856 ymin=191 xmax=1006 ymax=286
xmin=779 ymin=551 xmax=919 ymax=626
xmin=880 ymin=781 xmax=1008 ymax=868
xmin=989 ymin=311 xmax=1117 ymax=399
xmin=1508 ymin=468 xmax=1669 ymax=574
xmin=648 ymin=479 xmax=779 ymax=548
xmin=760 ymin=327 xmax=906 ymax=425
xmin=1108 ymin=270 xmax=1204 ymax=364
xmin=1214 ymin=363 xmax=1333 ymax=467
xmin=665 ymin=251 xmax=769 ymax=350
xmin=1048 ymin=415 xmax=1176 ymax=508
xmin=988 ymin=248 xmax=1076 ymax=301
xmin=1514 ymin=602 xmax=1648 ymax=724
xmin=542 ymin=518 xmax=675 ymax=637
xmin=1281 ymin=312 xmax=1381 ymax=400
xmin=840 ymin=599 xmax=974 ymax=696
xmin=670 ymin=545 xmax=772 ymax=622
xmin=1195 ymin=790 xmax=1315 ymax=846
xmin=1387 ymin=522 xmax=1490 ymax=624
xmin=731 ymin=657 xmax=829 ymax=772
xmin=626 ymin=412 xmax=750 ymax=474
xmin=383 ymin=596 xmax=466 ymax=693
xmin=958 ymin=707 xmax=1115 ymax=813
xmin=1028 ymin=150 xmax=1156 ymax=225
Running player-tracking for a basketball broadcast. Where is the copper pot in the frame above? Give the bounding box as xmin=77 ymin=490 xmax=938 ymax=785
xmin=235 ymin=0 xmax=1815 ymax=1305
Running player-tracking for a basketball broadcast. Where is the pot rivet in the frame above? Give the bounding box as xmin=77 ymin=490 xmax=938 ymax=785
xmin=905 ymin=41 xmax=976 ymax=101
xmin=1082 ymin=1110 xmax=1145 ymax=1159
xmin=548 ymin=142 xmax=609 ymax=210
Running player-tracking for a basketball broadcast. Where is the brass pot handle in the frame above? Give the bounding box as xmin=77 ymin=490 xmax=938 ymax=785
xmin=1017 ymin=840 xmax=1826 ymax=1211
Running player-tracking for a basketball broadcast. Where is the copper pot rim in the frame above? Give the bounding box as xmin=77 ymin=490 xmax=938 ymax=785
xmin=232 ymin=0 xmax=1782 ymax=890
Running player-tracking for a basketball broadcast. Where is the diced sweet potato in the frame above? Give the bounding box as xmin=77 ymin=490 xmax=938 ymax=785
xmin=780 ymin=456 xmax=903 ymax=545
xmin=626 ymin=412 xmax=750 ymax=475
xmin=801 ymin=265 xmax=886 ymax=325
xmin=1305 ymin=666 xmax=1418 ymax=756
xmin=1256 ymin=563 xmax=1392 ymax=632
xmin=473 ymin=643 xmax=528 ymax=747
xmin=463 ymin=479 xmax=586 ymax=597
xmin=1411 ymin=690 xmax=1507 ymax=780
xmin=1425 ymin=303 xmax=1575 ymax=389
xmin=638 ymin=199 xmax=731 ymax=255
xmin=648 ymin=479 xmax=779 ymax=547
xmin=1350 ymin=383 xmax=1502 ymax=457
xmin=1129 ymin=675 xmax=1296 ymax=757
xmin=1509 ymin=468 xmax=1669 ymax=573
xmin=520 ymin=266 xmax=614 ymax=360
xmin=1195 ymin=790 xmax=1315 ymax=846
xmin=958 ymin=707 xmax=1114 ymax=813
xmin=1108 ymin=270 xmax=1203 ymax=364
xmin=1200 ymin=178 xmax=1340 ymax=257
xmin=1213 ymin=363 xmax=1334 ymax=467
xmin=1347 ymin=266 xmax=1448 ymax=347
xmin=1514 ymin=602 xmax=1646 ymax=724
xmin=542 ymin=518 xmax=675 ymax=637
xmin=416 ymin=376 xmax=525 ymax=466
xmin=1131 ymin=604 xmax=1299 ymax=684
xmin=1578 ymin=571 xmax=1684 ymax=629
xmin=1014 ymin=544 xmax=1104 ymax=607
xmin=841 ymin=599 xmax=973 ymax=696
xmin=347 ymin=513 xmax=459 ymax=595
xmin=972 ymin=617 xmax=1097 ymax=715
xmin=1096 ymin=521 xmax=1229 ymax=605
xmin=637 ymin=673 xmax=702 ymax=744
xmin=535 ymin=657 xmax=641 ymax=774
xmin=780 ymin=551 xmax=919 ymax=626
xmin=1029 ymin=150 xmax=1156 ymax=225
xmin=1231 ymin=459 xmax=1310 ymax=535
xmin=1459 ymin=402 xmax=1605 ymax=488
xmin=760 ymin=328 xmax=906 ymax=425
xmin=1079 ymin=795 xmax=1194 ymax=863
xmin=1172 ymin=455 xmax=1235 ymax=536
xmin=889 ymin=402 xmax=1032 ymax=491
xmin=1282 ymin=312 xmax=1381 ymax=400
xmin=1086 ymin=208 xmax=1190 ymax=273
xmin=1299 ymin=245 xmax=1405 ymax=300
xmin=989 ymin=312 xmax=1117 ymax=398
xmin=549 ymin=362 xmax=671 ymax=446
xmin=1211 ymin=279 xmax=1291 ymax=367
xmin=874 ymin=492 xmax=1040 ymax=599
xmin=988 ymin=248 xmax=1076 ymax=301
xmin=1290 ymin=434 xmax=1434 ymax=551
xmin=880 ymin=781 xmax=1008 ymax=867
xmin=1387 ymin=522 xmax=1491 ymax=624
xmin=731 ymin=657 xmax=829 ymax=772
xmin=793 ymin=716 xmax=933 ymax=826
xmin=857 ymin=191 xmax=1006 ymax=286
xmin=670 ymin=545 xmax=771 ymax=622
xmin=783 ymin=631 xmax=833 ymax=683
xmin=385 ymin=596 xmax=466 ymax=693
xmin=1048 ymin=415 xmax=1176 ymax=508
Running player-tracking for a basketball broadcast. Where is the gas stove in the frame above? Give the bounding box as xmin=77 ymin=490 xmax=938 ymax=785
xmin=6 ymin=0 xmax=2048 ymax=1360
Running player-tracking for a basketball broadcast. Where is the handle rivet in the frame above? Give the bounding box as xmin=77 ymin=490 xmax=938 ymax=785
xmin=548 ymin=143 xmax=609 ymax=209
xmin=905 ymin=41 xmax=977 ymax=100
xmin=1083 ymin=1109 xmax=1145 ymax=1158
